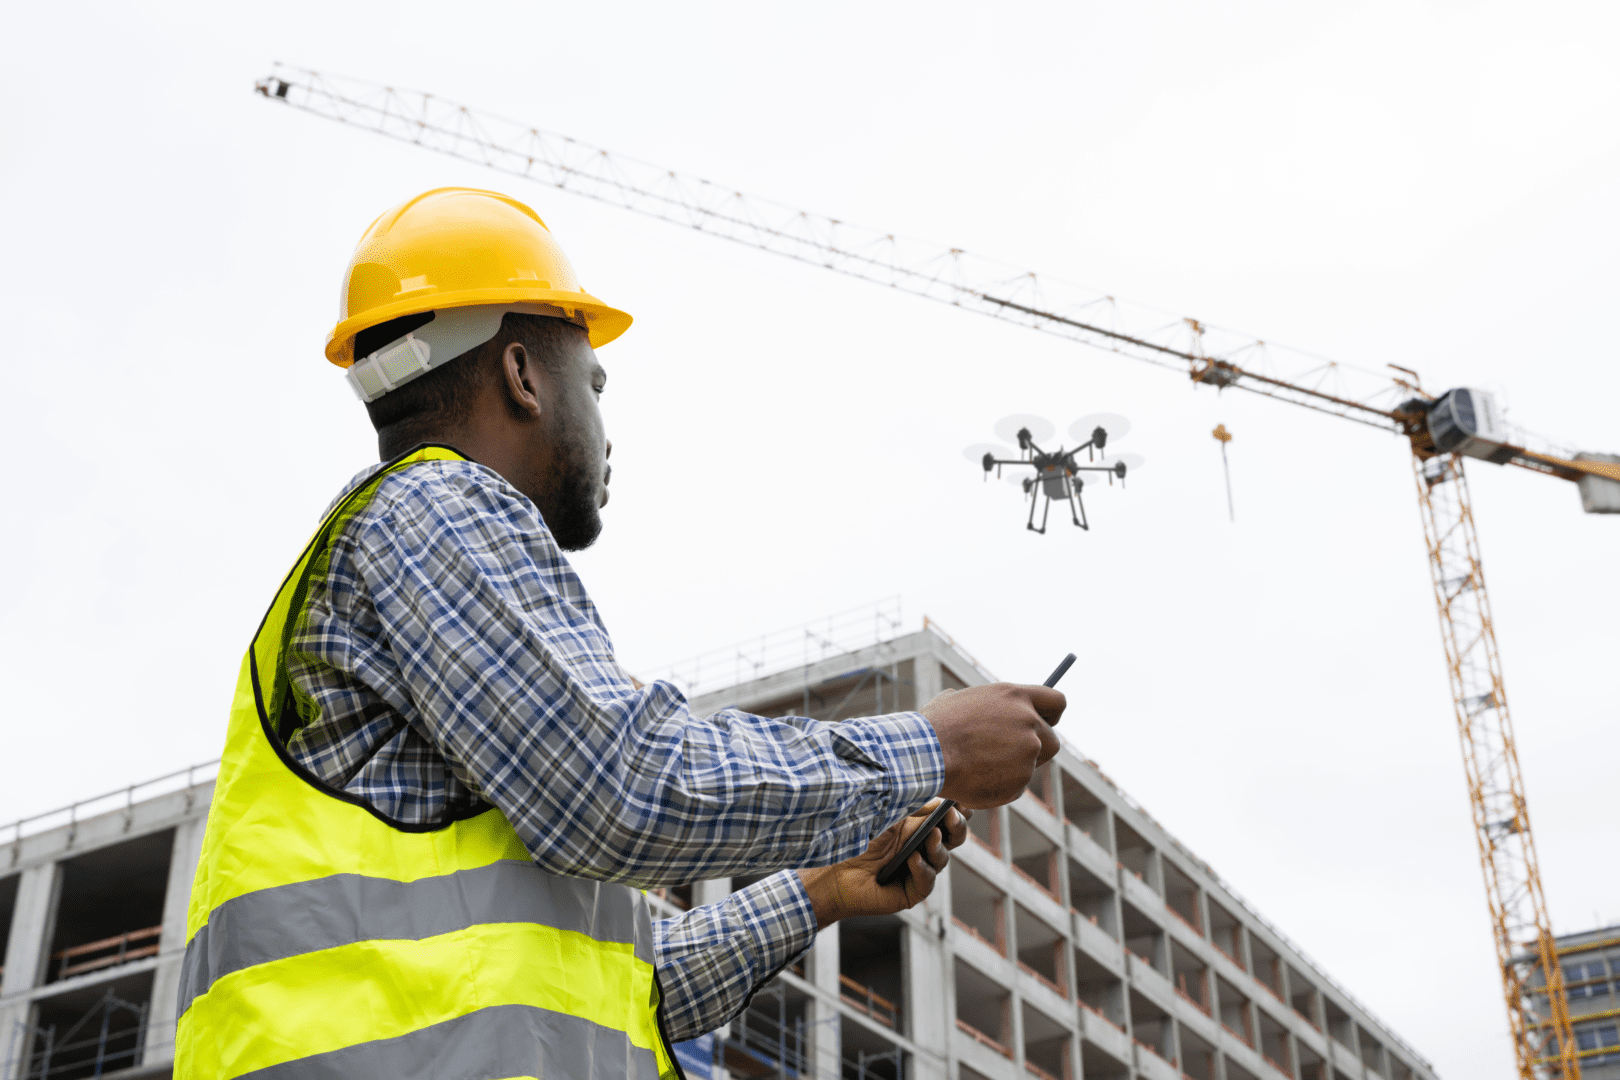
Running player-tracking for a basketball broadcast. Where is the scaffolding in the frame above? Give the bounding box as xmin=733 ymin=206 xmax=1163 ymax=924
xmin=718 ymin=977 xmax=905 ymax=1080
xmin=11 ymin=988 xmax=148 ymax=1080
xmin=652 ymin=598 xmax=906 ymax=699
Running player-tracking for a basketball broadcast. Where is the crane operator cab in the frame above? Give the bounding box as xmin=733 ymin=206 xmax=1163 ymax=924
xmin=1426 ymin=387 xmax=1515 ymax=463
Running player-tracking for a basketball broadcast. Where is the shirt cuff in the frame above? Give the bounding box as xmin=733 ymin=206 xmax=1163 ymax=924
xmin=653 ymin=870 xmax=823 ymax=1042
xmin=829 ymin=709 xmax=944 ymax=830
xmin=737 ymin=869 xmax=821 ymax=977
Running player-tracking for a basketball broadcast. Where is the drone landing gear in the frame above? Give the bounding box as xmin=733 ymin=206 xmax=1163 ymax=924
xmin=1026 ymin=484 xmax=1049 ymax=534
xmin=1024 ymin=479 xmax=1091 ymax=533
xmin=1068 ymin=480 xmax=1090 ymax=531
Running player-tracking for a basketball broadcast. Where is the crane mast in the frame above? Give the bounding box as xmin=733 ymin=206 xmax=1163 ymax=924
xmin=1400 ymin=407 xmax=1579 ymax=1078
xmin=256 ymin=64 xmax=1609 ymax=1077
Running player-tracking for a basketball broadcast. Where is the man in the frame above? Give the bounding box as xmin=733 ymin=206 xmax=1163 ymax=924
xmin=176 ymin=187 xmax=1064 ymax=1079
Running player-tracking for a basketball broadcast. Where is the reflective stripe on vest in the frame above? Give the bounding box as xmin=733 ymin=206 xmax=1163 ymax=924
xmin=175 ymin=445 xmax=679 ymax=1080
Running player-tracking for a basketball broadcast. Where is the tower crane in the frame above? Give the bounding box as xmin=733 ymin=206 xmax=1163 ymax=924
xmin=254 ymin=64 xmax=1620 ymax=1079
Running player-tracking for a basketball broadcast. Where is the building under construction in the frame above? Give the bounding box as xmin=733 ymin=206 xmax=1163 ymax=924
xmin=1534 ymin=925 xmax=1620 ymax=1077
xmin=0 ymin=612 xmax=1438 ymax=1080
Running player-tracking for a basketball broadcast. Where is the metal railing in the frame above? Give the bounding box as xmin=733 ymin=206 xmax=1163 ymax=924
xmin=915 ymin=616 xmax=999 ymax=684
xmin=1016 ymin=960 xmax=1067 ymax=1000
xmin=52 ymin=927 xmax=162 ymax=982
xmin=4 ymin=761 xmax=218 ymax=863
xmin=1077 ymin=999 xmax=1127 ymax=1036
xmin=836 ymin=974 xmax=898 ymax=1030
xmin=951 ymin=916 xmax=1005 ymax=957
xmin=953 ymin=1018 xmax=1012 ymax=1060
xmin=650 ymin=598 xmax=906 ymax=699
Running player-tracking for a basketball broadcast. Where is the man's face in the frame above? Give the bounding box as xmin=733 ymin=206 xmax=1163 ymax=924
xmin=535 ymin=330 xmax=611 ymax=551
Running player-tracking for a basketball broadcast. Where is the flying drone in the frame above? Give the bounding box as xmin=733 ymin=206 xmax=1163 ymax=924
xmin=963 ymin=414 xmax=1145 ymax=533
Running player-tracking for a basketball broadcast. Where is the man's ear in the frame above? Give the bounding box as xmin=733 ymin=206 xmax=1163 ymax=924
xmin=501 ymin=342 xmax=543 ymax=419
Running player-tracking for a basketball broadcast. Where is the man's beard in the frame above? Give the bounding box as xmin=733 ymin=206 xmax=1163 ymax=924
xmin=539 ymin=411 xmax=604 ymax=551
xmin=542 ymin=466 xmax=603 ymax=551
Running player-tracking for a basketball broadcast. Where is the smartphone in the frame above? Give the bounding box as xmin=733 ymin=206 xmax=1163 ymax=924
xmin=874 ymin=652 xmax=1075 ymax=888
xmin=874 ymin=799 xmax=957 ymax=888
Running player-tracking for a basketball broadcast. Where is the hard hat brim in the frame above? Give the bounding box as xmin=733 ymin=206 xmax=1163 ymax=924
xmin=326 ymin=288 xmax=632 ymax=368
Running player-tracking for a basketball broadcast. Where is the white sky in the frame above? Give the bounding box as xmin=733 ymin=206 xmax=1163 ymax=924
xmin=3 ymin=3 xmax=1616 ymax=1076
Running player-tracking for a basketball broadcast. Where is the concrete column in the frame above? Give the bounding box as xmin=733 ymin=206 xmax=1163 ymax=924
xmin=1099 ymin=806 xmax=1117 ymax=863
xmin=1053 ymin=852 xmax=1073 ymax=954
xmin=144 ymin=816 xmax=207 ymax=1064
xmin=0 ymin=863 xmax=59 ymax=997
xmin=912 ymin=653 xmax=943 ymax=707
xmin=0 ymin=864 xmax=57 ymax=1080
xmin=904 ymin=918 xmax=949 ymax=1080
xmin=1342 ymin=1026 xmax=1366 ymax=1080
xmin=1008 ymin=990 xmax=1025 ymax=1071
xmin=709 ymin=1020 xmax=731 ymax=1080
xmin=692 ymin=879 xmax=732 ymax=909
xmin=805 ymin=924 xmax=840 ymax=1080
xmin=1048 ymin=762 xmax=1066 ymax=826
xmin=1106 ymin=811 xmax=1127 ymax=950
xmin=686 ymin=882 xmax=734 ymax=1079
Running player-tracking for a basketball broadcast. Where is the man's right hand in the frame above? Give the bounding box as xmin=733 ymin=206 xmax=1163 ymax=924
xmin=921 ymin=684 xmax=1065 ymax=808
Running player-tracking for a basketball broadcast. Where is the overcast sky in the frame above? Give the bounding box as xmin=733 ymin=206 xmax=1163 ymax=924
xmin=3 ymin=3 xmax=1616 ymax=1076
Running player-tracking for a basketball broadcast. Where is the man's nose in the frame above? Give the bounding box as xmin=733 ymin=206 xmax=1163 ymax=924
xmin=605 ymin=439 xmax=612 ymax=460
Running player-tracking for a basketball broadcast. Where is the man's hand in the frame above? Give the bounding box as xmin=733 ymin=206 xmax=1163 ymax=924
xmin=797 ymin=801 xmax=971 ymax=929
xmin=922 ymin=684 xmax=1064 ymax=808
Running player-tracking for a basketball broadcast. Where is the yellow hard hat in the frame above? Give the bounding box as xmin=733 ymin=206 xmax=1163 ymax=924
xmin=325 ymin=187 xmax=631 ymax=368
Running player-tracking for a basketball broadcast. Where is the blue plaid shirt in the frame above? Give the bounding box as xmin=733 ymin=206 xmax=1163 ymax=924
xmin=281 ymin=455 xmax=944 ymax=1040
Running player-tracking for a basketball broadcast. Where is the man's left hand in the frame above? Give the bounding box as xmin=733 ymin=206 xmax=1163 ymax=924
xmin=796 ymin=801 xmax=972 ymax=929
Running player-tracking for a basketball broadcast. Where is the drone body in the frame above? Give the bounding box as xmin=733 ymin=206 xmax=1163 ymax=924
xmin=963 ymin=414 xmax=1143 ymax=534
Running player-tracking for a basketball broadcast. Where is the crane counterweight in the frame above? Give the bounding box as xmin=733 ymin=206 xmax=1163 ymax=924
xmin=1574 ymin=453 xmax=1620 ymax=513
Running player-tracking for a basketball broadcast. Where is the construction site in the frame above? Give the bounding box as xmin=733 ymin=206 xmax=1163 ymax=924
xmin=4 ymin=9 xmax=1616 ymax=1080
xmin=3 ymin=610 xmax=1447 ymax=1080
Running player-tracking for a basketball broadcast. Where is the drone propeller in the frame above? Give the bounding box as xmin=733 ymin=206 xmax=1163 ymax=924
xmin=993 ymin=414 xmax=1056 ymax=450
xmin=1070 ymin=413 xmax=1132 ymax=448
xmin=1107 ymin=452 xmax=1146 ymax=477
xmin=962 ymin=442 xmax=1018 ymax=466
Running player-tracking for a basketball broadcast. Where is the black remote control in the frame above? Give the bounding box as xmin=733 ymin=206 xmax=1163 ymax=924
xmin=874 ymin=653 xmax=1075 ymax=888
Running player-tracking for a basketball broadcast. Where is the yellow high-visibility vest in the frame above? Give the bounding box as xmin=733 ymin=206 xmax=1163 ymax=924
xmin=175 ymin=445 xmax=679 ymax=1080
